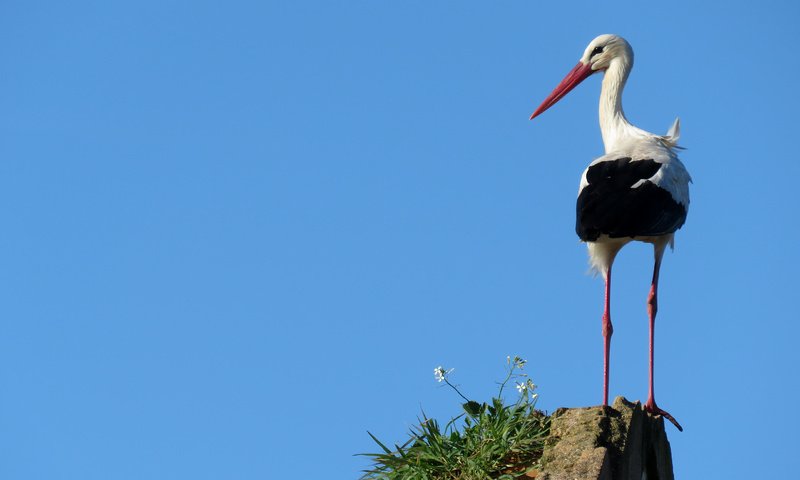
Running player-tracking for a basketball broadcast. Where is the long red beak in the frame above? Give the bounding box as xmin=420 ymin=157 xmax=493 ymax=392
xmin=530 ymin=62 xmax=594 ymax=120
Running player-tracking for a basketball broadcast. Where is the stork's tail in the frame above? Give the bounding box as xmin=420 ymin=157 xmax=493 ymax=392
xmin=660 ymin=117 xmax=684 ymax=150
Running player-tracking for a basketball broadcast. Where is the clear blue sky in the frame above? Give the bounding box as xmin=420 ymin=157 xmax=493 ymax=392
xmin=1 ymin=1 xmax=798 ymax=478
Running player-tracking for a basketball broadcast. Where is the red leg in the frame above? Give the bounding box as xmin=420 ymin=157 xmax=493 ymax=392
xmin=602 ymin=266 xmax=613 ymax=406
xmin=643 ymin=248 xmax=683 ymax=431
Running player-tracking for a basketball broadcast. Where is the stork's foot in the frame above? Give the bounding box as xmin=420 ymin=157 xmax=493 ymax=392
xmin=644 ymin=398 xmax=683 ymax=432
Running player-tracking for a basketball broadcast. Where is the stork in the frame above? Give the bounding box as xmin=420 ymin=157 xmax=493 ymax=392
xmin=530 ymin=34 xmax=690 ymax=431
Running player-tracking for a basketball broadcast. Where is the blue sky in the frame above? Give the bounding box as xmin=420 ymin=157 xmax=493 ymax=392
xmin=1 ymin=1 xmax=799 ymax=478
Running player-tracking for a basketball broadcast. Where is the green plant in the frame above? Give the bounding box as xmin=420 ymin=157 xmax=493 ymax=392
xmin=360 ymin=357 xmax=550 ymax=480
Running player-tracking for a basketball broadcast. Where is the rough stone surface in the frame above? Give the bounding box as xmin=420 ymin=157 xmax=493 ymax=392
xmin=535 ymin=397 xmax=674 ymax=480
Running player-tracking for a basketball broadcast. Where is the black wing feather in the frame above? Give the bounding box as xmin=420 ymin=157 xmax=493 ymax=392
xmin=576 ymin=157 xmax=687 ymax=241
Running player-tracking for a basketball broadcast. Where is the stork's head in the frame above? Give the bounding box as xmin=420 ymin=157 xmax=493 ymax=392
xmin=580 ymin=34 xmax=632 ymax=72
xmin=530 ymin=34 xmax=633 ymax=120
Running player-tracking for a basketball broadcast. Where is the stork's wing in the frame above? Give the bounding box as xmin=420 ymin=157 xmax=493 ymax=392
xmin=576 ymin=157 xmax=688 ymax=242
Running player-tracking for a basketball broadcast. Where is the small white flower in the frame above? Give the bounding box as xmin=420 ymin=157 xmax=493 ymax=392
xmin=514 ymin=356 xmax=527 ymax=369
xmin=516 ymin=382 xmax=526 ymax=393
xmin=434 ymin=366 xmax=453 ymax=382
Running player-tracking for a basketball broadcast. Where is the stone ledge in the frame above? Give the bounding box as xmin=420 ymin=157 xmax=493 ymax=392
xmin=531 ymin=397 xmax=674 ymax=480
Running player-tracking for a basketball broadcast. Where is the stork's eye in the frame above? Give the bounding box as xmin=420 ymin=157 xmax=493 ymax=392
xmin=590 ymin=46 xmax=604 ymax=58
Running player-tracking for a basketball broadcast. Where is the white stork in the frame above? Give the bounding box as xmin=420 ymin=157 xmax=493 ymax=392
xmin=530 ymin=34 xmax=690 ymax=431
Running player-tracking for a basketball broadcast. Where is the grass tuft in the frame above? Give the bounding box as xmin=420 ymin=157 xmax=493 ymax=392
xmin=360 ymin=357 xmax=551 ymax=479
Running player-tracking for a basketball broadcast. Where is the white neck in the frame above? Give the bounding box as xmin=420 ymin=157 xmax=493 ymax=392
xmin=599 ymin=56 xmax=636 ymax=153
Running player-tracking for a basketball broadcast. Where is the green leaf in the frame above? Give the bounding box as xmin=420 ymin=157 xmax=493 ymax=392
xmin=366 ymin=431 xmax=392 ymax=454
xmin=462 ymin=400 xmax=482 ymax=416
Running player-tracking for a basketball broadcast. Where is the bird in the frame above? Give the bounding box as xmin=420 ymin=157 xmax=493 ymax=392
xmin=529 ymin=34 xmax=690 ymax=431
